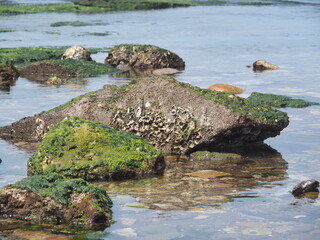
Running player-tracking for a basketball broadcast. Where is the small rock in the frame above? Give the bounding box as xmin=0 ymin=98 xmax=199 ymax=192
xmin=208 ymin=83 xmax=245 ymax=94
xmin=61 ymin=45 xmax=92 ymax=61
xmin=47 ymin=76 xmax=64 ymax=86
xmin=253 ymin=60 xmax=279 ymax=72
xmin=291 ymin=179 xmax=319 ymax=196
xmin=152 ymin=68 xmax=180 ymax=76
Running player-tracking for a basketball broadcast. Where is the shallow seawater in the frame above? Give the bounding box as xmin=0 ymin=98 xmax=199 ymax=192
xmin=1 ymin=0 xmax=320 ymax=239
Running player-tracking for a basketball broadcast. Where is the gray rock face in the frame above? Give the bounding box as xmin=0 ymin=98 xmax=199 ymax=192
xmin=0 ymin=76 xmax=289 ymax=154
xmin=105 ymin=44 xmax=185 ymax=70
xmin=61 ymin=45 xmax=92 ymax=61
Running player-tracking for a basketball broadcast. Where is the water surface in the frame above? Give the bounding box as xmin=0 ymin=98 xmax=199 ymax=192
xmin=1 ymin=1 xmax=320 ymax=239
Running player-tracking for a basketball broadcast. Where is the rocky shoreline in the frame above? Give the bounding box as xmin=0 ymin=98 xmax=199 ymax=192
xmin=0 ymin=43 xmax=318 ymax=236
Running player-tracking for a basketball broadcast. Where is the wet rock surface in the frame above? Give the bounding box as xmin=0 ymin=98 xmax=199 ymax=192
xmin=0 ymin=63 xmax=19 ymax=91
xmin=0 ymin=76 xmax=289 ymax=155
xmin=291 ymin=179 xmax=319 ymax=196
xmin=208 ymin=83 xmax=245 ymax=94
xmin=97 ymin=143 xmax=288 ymax=211
xmin=105 ymin=44 xmax=185 ymax=70
xmin=28 ymin=117 xmax=164 ymax=180
xmin=253 ymin=60 xmax=279 ymax=72
xmin=0 ymin=173 xmax=113 ymax=226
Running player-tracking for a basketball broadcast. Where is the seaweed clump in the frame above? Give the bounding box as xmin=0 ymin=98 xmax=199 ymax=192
xmin=28 ymin=117 xmax=164 ymax=180
xmin=248 ymin=92 xmax=319 ymax=108
xmin=0 ymin=173 xmax=113 ymax=226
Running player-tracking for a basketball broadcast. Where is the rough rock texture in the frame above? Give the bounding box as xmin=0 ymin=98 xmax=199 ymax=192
xmin=19 ymin=62 xmax=78 ymax=79
xmin=73 ymin=0 xmax=193 ymax=9
xmin=208 ymin=83 xmax=245 ymax=94
xmin=0 ymin=63 xmax=19 ymax=90
xmin=0 ymin=76 xmax=289 ymax=154
xmin=105 ymin=44 xmax=185 ymax=70
xmin=61 ymin=45 xmax=92 ymax=61
xmin=19 ymin=60 xmax=118 ymax=81
xmin=291 ymin=179 xmax=319 ymax=196
xmin=28 ymin=117 xmax=164 ymax=180
xmin=253 ymin=60 xmax=279 ymax=72
xmin=0 ymin=173 xmax=112 ymax=226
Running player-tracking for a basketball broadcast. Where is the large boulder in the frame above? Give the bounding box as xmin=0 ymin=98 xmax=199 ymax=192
xmin=105 ymin=44 xmax=185 ymax=70
xmin=28 ymin=117 xmax=164 ymax=180
xmin=0 ymin=76 xmax=289 ymax=154
xmin=0 ymin=173 xmax=112 ymax=226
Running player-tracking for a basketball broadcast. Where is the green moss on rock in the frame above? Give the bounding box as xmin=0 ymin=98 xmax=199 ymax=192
xmin=7 ymin=173 xmax=112 ymax=207
xmin=28 ymin=117 xmax=164 ymax=180
xmin=45 ymin=59 xmax=119 ymax=77
xmin=247 ymin=92 xmax=319 ymax=108
xmin=0 ymin=47 xmax=102 ymax=66
xmin=172 ymin=78 xmax=289 ymax=125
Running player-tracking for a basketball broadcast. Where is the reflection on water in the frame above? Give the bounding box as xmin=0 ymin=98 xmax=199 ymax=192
xmin=96 ymin=143 xmax=287 ymax=211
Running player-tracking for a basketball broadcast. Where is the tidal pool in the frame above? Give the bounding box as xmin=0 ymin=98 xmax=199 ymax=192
xmin=1 ymin=0 xmax=320 ymax=239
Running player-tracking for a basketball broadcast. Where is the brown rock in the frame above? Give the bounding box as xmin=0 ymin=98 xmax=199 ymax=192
xmin=0 ymin=63 xmax=19 ymax=91
xmin=208 ymin=83 xmax=245 ymax=94
xmin=105 ymin=44 xmax=185 ymax=70
xmin=0 ymin=76 xmax=289 ymax=155
xmin=253 ymin=60 xmax=279 ymax=72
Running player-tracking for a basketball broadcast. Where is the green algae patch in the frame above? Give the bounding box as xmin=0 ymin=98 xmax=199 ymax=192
xmin=247 ymin=92 xmax=320 ymax=108
xmin=191 ymin=151 xmax=242 ymax=162
xmin=7 ymin=173 xmax=112 ymax=207
xmin=0 ymin=4 xmax=108 ymax=15
xmin=171 ymin=78 xmax=289 ymax=126
xmin=28 ymin=117 xmax=164 ymax=180
xmin=0 ymin=47 xmax=102 ymax=66
xmin=0 ymin=47 xmax=65 ymax=65
xmin=73 ymin=0 xmax=196 ymax=10
xmin=44 ymin=59 xmax=119 ymax=77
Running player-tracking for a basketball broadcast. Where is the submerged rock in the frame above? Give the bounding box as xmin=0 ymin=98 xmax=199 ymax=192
xmin=61 ymin=45 xmax=92 ymax=61
xmin=28 ymin=117 xmax=164 ymax=180
xmin=105 ymin=44 xmax=185 ymax=70
xmin=253 ymin=60 xmax=279 ymax=72
xmin=152 ymin=68 xmax=180 ymax=76
xmin=0 ymin=173 xmax=112 ymax=226
xmin=247 ymin=92 xmax=319 ymax=108
xmin=208 ymin=83 xmax=245 ymax=94
xmin=291 ymin=179 xmax=319 ymax=196
xmin=0 ymin=76 xmax=289 ymax=155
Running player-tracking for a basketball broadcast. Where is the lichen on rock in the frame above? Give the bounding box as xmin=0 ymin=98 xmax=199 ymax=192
xmin=28 ymin=117 xmax=164 ymax=180
xmin=0 ymin=173 xmax=112 ymax=226
xmin=105 ymin=44 xmax=185 ymax=70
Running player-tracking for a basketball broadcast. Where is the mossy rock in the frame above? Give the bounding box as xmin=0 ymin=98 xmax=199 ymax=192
xmin=19 ymin=59 xmax=118 ymax=79
xmin=0 ymin=47 xmax=101 ymax=66
xmin=73 ymin=0 xmax=195 ymax=10
xmin=0 ymin=173 xmax=112 ymax=226
xmin=247 ymin=92 xmax=319 ymax=108
xmin=105 ymin=44 xmax=185 ymax=70
xmin=28 ymin=117 xmax=164 ymax=180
